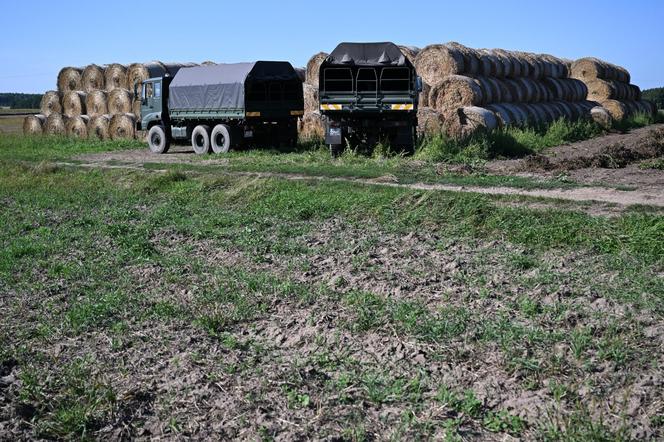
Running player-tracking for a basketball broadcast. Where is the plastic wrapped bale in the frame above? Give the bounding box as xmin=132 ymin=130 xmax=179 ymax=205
xmin=62 ymin=91 xmax=87 ymax=117
xmin=108 ymin=88 xmax=133 ymax=114
xmin=104 ymin=63 xmax=128 ymax=91
xmin=81 ymin=64 xmax=106 ymax=93
xmin=429 ymin=75 xmax=484 ymax=111
xmin=109 ymin=113 xmax=136 ymax=140
xmin=414 ymin=44 xmax=465 ymax=85
xmin=65 ymin=115 xmax=90 ymax=138
xmin=23 ymin=114 xmax=46 ymax=135
xmin=305 ymin=52 xmax=328 ymax=88
xmin=88 ymin=114 xmax=111 ymax=140
xmin=57 ymin=67 xmax=82 ymax=92
xmin=40 ymin=91 xmax=62 ymax=117
xmin=44 ymin=113 xmax=67 ymax=135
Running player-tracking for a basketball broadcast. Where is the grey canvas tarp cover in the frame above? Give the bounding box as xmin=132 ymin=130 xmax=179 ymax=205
xmin=325 ymin=42 xmax=410 ymax=67
xmin=169 ymin=61 xmax=300 ymax=111
xmin=169 ymin=62 xmax=255 ymax=111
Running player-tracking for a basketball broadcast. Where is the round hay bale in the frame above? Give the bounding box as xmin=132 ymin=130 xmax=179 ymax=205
xmin=505 ymin=51 xmax=522 ymax=78
xmin=477 ymin=50 xmax=495 ymax=76
xmin=504 ymin=103 xmax=528 ymax=126
xmin=586 ymin=79 xmax=638 ymax=101
xmin=641 ymin=99 xmax=657 ymax=115
xmin=429 ymin=75 xmax=484 ymax=110
xmin=294 ymin=68 xmax=306 ymax=83
xmin=571 ymin=57 xmax=630 ymax=83
xmin=132 ymin=98 xmax=142 ymax=120
xmin=81 ymin=64 xmax=106 ymax=93
xmin=299 ymin=111 xmax=325 ymax=139
xmin=514 ymin=52 xmax=532 ymax=78
xmin=460 ymin=106 xmax=498 ymax=131
xmin=416 ymin=107 xmax=444 ymax=137
xmin=590 ymin=106 xmax=612 ymax=128
xmin=109 ymin=113 xmax=136 ymax=140
xmin=57 ymin=67 xmax=82 ymax=92
xmin=543 ymin=78 xmax=565 ymax=101
xmin=419 ymin=81 xmax=431 ymax=107
xmin=474 ymin=77 xmax=494 ymax=104
xmin=88 ymin=114 xmax=112 ymax=140
xmin=62 ymin=91 xmax=87 ymax=117
xmin=414 ymin=44 xmax=465 ymax=86
xmin=495 ymin=79 xmax=513 ymax=103
xmin=522 ymin=103 xmax=546 ymax=125
xmin=305 ymin=52 xmax=329 ymax=88
xmin=23 ymin=114 xmax=46 ymax=136
xmin=522 ymin=53 xmax=542 ymax=79
xmin=486 ymin=104 xmax=514 ymax=127
xmin=65 ymin=115 xmax=90 ymax=138
xmin=303 ymin=83 xmax=319 ymax=114
xmin=492 ymin=49 xmax=513 ymax=77
xmin=108 ymin=89 xmax=133 ymax=114
xmin=601 ymin=100 xmax=628 ymax=121
xmin=104 ymin=64 xmax=128 ymax=91
xmin=397 ymin=45 xmax=420 ymax=64
xmin=85 ymin=90 xmax=107 ymax=117
xmin=447 ymin=42 xmax=480 ymax=75
xmin=485 ymin=77 xmax=503 ymax=103
xmin=126 ymin=61 xmax=167 ymax=93
xmin=517 ymin=78 xmax=537 ymax=102
xmin=44 ymin=113 xmax=67 ymax=136
xmin=505 ymin=79 xmax=525 ymax=102
xmin=40 ymin=91 xmax=62 ymax=117
xmin=556 ymin=101 xmax=574 ymax=120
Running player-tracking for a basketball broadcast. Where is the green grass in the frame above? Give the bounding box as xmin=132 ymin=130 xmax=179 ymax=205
xmin=0 ymin=134 xmax=143 ymax=162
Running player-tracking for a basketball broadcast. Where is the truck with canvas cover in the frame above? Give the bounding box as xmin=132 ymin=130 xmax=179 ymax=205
xmin=319 ymin=42 xmax=421 ymax=155
xmin=139 ymin=61 xmax=304 ymax=154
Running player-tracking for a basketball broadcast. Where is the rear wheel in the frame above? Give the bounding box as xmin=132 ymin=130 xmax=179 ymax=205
xmin=191 ymin=125 xmax=210 ymax=154
xmin=148 ymin=125 xmax=169 ymax=154
xmin=211 ymin=124 xmax=232 ymax=154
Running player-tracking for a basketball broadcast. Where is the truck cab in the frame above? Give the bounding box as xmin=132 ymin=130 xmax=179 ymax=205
xmin=139 ymin=76 xmax=172 ymax=133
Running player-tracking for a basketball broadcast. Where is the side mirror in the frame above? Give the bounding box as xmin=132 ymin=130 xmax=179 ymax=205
xmin=416 ymin=76 xmax=423 ymax=93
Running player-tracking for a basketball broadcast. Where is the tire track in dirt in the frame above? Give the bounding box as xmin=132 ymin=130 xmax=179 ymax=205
xmin=56 ymin=160 xmax=664 ymax=209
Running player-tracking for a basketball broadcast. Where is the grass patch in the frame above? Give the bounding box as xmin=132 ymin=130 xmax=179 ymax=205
xmin=0 ymin=134 xmax=143 ymax=162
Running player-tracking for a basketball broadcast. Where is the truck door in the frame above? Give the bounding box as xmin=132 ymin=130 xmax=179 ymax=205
xmin=141 ymin=80 xmax=162 ymax=116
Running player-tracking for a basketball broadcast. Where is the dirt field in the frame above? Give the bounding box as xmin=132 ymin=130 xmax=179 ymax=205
xmin=1 ymin=126 xmax=663 ymax=440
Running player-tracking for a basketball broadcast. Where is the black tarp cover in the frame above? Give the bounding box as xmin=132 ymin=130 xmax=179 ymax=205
xmin=324 ymin=42 xmax=410 ymax=67
xmin=169 ymin=61 xmax=299 ymax=111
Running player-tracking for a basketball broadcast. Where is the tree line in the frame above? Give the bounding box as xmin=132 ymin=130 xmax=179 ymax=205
xmin=0 ymin=93 xmax=42 ymax=109
xmin=642 ymin=88 xmax=664 ymax=110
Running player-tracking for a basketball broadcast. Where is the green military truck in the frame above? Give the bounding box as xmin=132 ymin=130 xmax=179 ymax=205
xmin=140 ymin=61 xmax=304 ymax=154
xmin=319 ymin=42 xmax=422 ymax=155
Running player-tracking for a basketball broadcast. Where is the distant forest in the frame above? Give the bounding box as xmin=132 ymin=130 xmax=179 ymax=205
xmin=0 ymin=93 xmax=42 ymax=109
xmin=642 ymin=88 xmax=664 ymax=109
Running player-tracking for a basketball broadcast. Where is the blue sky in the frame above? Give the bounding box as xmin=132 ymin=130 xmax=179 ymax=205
xmin=1 ymin=0 xmax=662 ymax=93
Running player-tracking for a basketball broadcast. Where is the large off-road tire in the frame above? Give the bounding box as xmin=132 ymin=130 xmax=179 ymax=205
xmin=147 ymin=125 xmax=170 ymax=154
xmin=211 ymin=124 xmax=232 ymax=154
xmin=191 ymin=125 xmax=210 ymax=155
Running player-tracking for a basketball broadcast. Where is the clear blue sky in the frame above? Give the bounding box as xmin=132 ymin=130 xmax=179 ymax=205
xmin=1 ymin=0 xmax=662 ymax=93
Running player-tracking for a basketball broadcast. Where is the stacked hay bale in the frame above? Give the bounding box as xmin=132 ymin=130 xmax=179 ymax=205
xmin=571 ymin=57 xmax=656 ymax=123
xmin=415 ymin=42 xmax=599 ymax=138
xmin=299 ymin=52 xmax=328 ymax=139
xmin=24 ymin=61 xmax=203 ymax=139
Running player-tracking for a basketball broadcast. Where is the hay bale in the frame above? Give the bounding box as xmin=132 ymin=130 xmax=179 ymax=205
xmin=132 ymin=98 xmax=142 ymax=120
xmin=108 ymin=89 xmax=133 ymax=114
xmin=44 ymin=113 xmax=67 ymax=135
xmin=522 ymin=53 xmax=543 ymax=79
xmin=485 ymin=77 xmax=503 ymax=103
xmin=414 ymin=44 xmax=465 ymax=86
xmin=126 ymin=61 xmax=167 ymax=93
xmin=57 ymin=67 xmax=82 ymax=92
xmin=65 ymin=115 xmax=90 ymax=138
xmin=460 ymin=106 xmax=498 ymax=131
xmin=517 ymin=78 xmax=538 ymax=102
xmin=81 ymin=64 xmax=106 ymax=93
xmin=104 ymin=63 xmax=128 ymax=91
xmin=429 ymin=75 xmax=484 ymax=111
xmin=109 ymin=113 xmax=136 ymax=140
xmin=600 ymin=99 xmax=628 ymax=121
xmin=586 ymin=79 xmax=640 ymax=101
xmin=299 ymin=111 xmax=325 ymax=139
xmin=86 ymin=90 xmax=108 ymax=117
xmin=478 ymin=49 xmax=503 ymax=77
xmin=305 ymin=52 xmax=328 ymax=88
xmin=505 ymin=79 xmax=525 ymax=102
xmin=590 ymin=106 xmax=612 ymax=128
xmin=397 ymin=45 xmax=420 ymax=64
xmin=23 ymin=114 xmax=46 ymax=135
xmin=447 ymin=42 xmax=480 ymax=75
xmin=419 ymin=81 xmax=431 ymax=107
xmin=88 ymin=114 xmax=111 ymax=140
xmin=543 ymin=78 xmax=564 ymax=101
xmin=303 ymin=83 xmax=319 ymax=114
xmin=492 ymin=49 xmax=513 ymax=78
xmin=474 ymin=77 xmax=494 ymax=104
xmin=416 ymin=107 xmax=444 ymax=137
xmin=62 ymin=91 xmax=87 ymax=117
xmin=40 ymin=91 xmax=62 ymax=117
xmin=486 ymin=104 xmax=514 ymax=127
xmin=571 ymin=57 xmax=630 ymax=83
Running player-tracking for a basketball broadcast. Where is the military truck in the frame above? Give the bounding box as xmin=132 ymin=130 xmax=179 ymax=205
xmin=318 ymin=42 xmax=421 ymax=155
xmin=139 ymin=61 xmax=303 ymax=154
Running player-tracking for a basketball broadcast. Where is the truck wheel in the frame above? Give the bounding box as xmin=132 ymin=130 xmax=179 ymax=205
xmin=147 ymin=125 xmax=170 ymax=154
xmin=191 ymin=125 xmax=210 ymax=155
xmin=211 ymin=124 xmax=231 ymax=154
